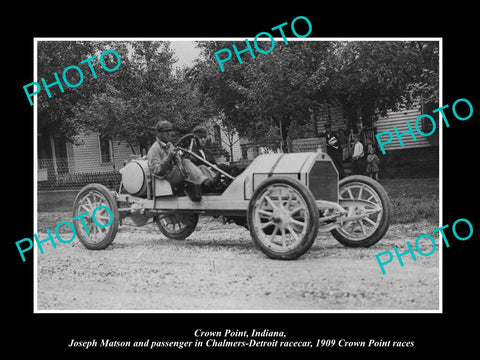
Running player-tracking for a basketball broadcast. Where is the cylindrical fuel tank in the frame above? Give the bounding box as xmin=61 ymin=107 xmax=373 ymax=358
xmin=120 ymin=159 xmax=149 ymax=197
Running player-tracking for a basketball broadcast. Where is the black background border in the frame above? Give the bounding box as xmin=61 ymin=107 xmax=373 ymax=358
xmin=6 ymin=5 xmax=478 ymax=355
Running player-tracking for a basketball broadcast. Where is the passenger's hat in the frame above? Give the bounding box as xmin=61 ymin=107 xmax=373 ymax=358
xmin=155 ymin=120 xmax=173 ymax=132
xmin=192 ymin=125 xmax=208 ymax=137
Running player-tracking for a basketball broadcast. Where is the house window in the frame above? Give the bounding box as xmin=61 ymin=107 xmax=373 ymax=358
xmin=99 ymin=135 xmax=112 ymax=163
xmin=241 ymin=144 xmax=249 ymax=159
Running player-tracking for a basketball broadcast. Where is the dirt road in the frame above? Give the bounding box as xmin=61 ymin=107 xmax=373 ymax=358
xmin=36 ymin=213 xmax=439 ymax=311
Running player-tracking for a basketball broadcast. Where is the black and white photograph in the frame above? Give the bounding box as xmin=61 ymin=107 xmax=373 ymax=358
xmin=33 ymin=38 xmax=440 ymax=312
xmin=6 ymin=7 xmax=478 ymax=356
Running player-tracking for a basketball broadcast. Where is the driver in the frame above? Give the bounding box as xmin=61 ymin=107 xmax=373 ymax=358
xmin=147 ymin=119 xmax=215 ymax=201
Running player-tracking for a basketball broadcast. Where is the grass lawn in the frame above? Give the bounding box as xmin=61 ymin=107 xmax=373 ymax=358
xmin=381 ymin=178 xmax=439 ymax=224
xmin=37 ymin=190 xmax=77 ymax=213
xmin=37 ymin=178 xmax=439 ymax=225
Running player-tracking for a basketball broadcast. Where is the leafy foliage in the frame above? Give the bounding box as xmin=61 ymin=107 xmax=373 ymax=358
xmin=37 ymin=40 xmax=439 ymax=153
xmin=70 ymin=41 xmax=183 ymax=152
xmin=37 ymin=41 xmax=98 ymax=141
xmin=37 ymin=41 xmax=211 ymax=153
xmin=192 ymin=40 xmax=439 ymax=140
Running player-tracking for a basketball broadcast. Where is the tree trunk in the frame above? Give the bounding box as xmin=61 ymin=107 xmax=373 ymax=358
xmin=311 ymin=107 xmax=318 ymax=137
xmin=127 ymin=142 xmax=137 ymax=156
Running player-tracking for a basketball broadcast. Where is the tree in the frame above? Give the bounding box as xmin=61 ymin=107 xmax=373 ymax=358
xmin=192 ymin=41 xmax=334 ymax=147
xmin=37 ymin=39 xmax=439 ymax=158
xmin=37 ymin=41 xmax=99 ymax=142
xmin=191 ymin=40 xmax=439 ymax=142
xmin=72 ymin=41 xmax=180 ymax=153
xmin=328 ymin=41 xmax=439 ymax=127
xmin=37 ymin=41 xmax=215 ymax=154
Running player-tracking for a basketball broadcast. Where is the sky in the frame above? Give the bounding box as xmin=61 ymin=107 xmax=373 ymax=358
xmin=169 ymin=41 xmax=202 ymax=69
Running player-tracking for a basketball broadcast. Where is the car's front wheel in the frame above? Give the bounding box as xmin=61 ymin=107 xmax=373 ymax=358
xmin=331 ymin=175 xmax=391 ymax=247
xmin=248 ymin=177 xmax=319 ymax=260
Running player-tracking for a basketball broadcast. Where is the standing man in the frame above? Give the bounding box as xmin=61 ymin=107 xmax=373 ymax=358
xmin=147 ymin=118 xmax=214 ymax=201
xmin=351 ymin=134 xmax=365 ymax=175
xmin=323 ymin=123 xmax=346 ymax=178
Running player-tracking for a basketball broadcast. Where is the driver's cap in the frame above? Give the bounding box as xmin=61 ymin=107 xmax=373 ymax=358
xmin=155 ymin=120 xmax=173 ymax=132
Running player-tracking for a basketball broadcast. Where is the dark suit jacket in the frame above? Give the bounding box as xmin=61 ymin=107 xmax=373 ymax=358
xmin=321 ymin=130 xmax=342 ymax=152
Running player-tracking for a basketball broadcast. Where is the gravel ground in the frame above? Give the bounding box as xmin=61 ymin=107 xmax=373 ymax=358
xmin=36 ymin=213 xmax=439 ymax=311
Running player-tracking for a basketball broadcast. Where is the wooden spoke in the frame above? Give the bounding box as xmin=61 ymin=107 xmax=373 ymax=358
xmin=258 ymin=209 xmax=273 ymax=218
xmin=289 ymin=207 xmax=304 ymax=216
xmin=290 ymin=218 xmax=305 ymax=228
xmin=269 ymin=225 xmax=279 ymax=242
xmin=265 ymin=196 xmax=279 ymax=211
xmin=261 ymin=220 xmax=274 ymax=230
xmin=358 ymin=186 xmax=364 ymax=200
xmin=347 ymin=187 xmax=354 ymax=200
xmin=280 ymin=227 xmax=286 ymax=247
xmin=80 ymin=204 xmax=90 ymax=212
xmin=358 ymin=220 xmax=367 ymax=235
xmin=287 ymin=225 xmax=299 ymax=242
xmin=284 ymin=192 xmax=293 ymax=209
xmin=277 ymin=188 xmax=283 ymax=207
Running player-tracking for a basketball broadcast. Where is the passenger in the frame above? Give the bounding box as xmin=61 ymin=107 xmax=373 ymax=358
xmin=189 ymin=125 xmax=221 ymax=189
xmin=147 ymin=119 xmax=215 ymax=201
xmin=190 ymin=125 xmax=216 ymax=165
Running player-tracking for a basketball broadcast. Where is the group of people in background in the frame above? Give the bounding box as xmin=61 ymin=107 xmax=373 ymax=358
xmin=323 ymin=123 xmax=380 ymax=180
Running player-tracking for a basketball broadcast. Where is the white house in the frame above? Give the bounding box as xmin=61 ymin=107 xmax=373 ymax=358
xmin=37 ymin=131 xmax=139 ymax=182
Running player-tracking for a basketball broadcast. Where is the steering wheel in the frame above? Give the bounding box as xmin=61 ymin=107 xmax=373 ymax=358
xmin=175 ymin=133 xmax=197 ymax=149
xmin=174 ymin=133 xmax=236 ymax=181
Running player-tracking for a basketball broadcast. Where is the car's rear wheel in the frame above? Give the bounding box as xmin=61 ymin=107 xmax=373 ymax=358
xmin=72 ymin=183 xmax=119 ymax=250
xmin=155 ymin=213 xmax=199 ymax=240
xmin=248 ymin=177 xmax=319 ymax=260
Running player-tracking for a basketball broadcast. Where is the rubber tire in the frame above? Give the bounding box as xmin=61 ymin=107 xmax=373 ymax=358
xmin=248 ymin=177 xmax=319 ymax=260
xmin=155 ymin=213 xmax=199 ymax=240
xmin=72 ymin=183 xmax=120 ymax=250
xmin=331 ymin=175 xmax=391 ymax=247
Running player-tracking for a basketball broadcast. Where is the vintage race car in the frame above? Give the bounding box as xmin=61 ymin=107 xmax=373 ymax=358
xmin=72 ymin=134 xmax=392 ymax=260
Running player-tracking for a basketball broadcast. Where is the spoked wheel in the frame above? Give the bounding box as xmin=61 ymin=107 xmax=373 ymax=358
xmin=72 ymin=183 xmax=119 ymax=250
xmin=155 ymin=213 xmax=199 ymax=240
xmin=331 ymin=175 xmax=391 ymax=247
xmin=248 ymin=177 xmax=319 ymax=260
